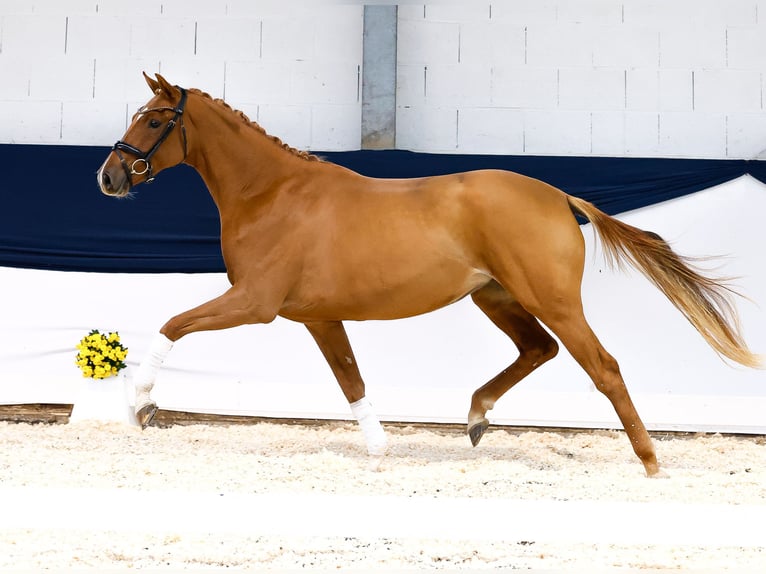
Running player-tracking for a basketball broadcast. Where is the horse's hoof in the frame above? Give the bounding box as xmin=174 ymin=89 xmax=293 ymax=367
xmin=368 ymin=454 xmax=385 ymax=472
xmin=468 ymin=419 xmax=489 ymax=447
xmin=647 ymin=467 xmax=670 ymax=479
xmin=136 ymin=403 xmax=158 ymax=429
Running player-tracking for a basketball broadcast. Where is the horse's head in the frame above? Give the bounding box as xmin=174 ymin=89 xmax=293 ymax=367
xmin=97 ymin=73 xmax=188 ymax=197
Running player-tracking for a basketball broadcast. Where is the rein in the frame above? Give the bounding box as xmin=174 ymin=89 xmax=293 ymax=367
xmin=112 ymin=87 xmax=188 ymax=190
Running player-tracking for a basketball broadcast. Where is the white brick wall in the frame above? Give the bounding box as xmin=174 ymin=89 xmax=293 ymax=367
xmin=397 ymin=0 xmax=766 ymax=158
xmin=2 ymin=1 xmax=765 ymax=158
xmin=0 ymin=2 xmax=363 ymax=150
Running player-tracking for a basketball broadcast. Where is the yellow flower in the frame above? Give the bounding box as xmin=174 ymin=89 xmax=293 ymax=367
xmin=75 ymin=329 xmax=128 ymax=379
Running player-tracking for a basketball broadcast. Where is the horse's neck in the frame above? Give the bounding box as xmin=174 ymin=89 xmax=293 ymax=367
xmin=184 ymin=99 xmax=310 ymax=210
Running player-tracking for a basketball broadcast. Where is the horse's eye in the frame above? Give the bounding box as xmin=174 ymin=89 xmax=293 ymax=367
xmin=149 ymin=118 xmax=162 ymax=129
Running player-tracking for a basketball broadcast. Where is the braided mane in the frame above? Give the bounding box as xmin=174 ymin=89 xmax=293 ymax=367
xmin=187 ymin=87 xmax=321 ymax=162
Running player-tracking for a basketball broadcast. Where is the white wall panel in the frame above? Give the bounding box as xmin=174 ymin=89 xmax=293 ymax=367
xmin=95 ymin=0 xmax=163 ymax=16
xmin=458 ymin=22 xmax=525 ymax=67
xmin=591 ymin=111 xmax=625 ymax=155
xmin=0 ymin=55 xmax=31 ymax=98
xmin=490 ymin=66 xmax=558 ymax=109
xmin=65 ymin=15 xmax=130 ymax=57
xmin=396 ymin=0 xmax=766 ymax=158
xmin=397 ymin=106 xmax=457 ymax=152
xmin=311 ymin=104 xmax=362 ymax=151
xmin=257 ymin=104 xmax=311 ymax=150
xmin=194 ymin=18 xmax=261 ymax=59
xmin=727 ymin=113 xmax=766 ymax=158
xmin=396 ymin=64 xmax=426 ymax=107
xmin=523 ymin=110 xmax=591 ymax=155
xmin=626 ymin=69 xmax=694 ymax=112
xmin=557 ymin=0 xmax=623 ymax=24
xmin=659 ymin=25 xmax=727 ymax=69
xmin=727 ymin=26 xmax=766 ymax=69
xmin=397 ymin=19 xmax=460 ymax=66
xmin=659 ymin=112 xmax=726 ymax=157
xmin=225 ymin=60 xmax=293 ymax=104
xmin=260 ymin=16 xmax=318 ymax=61
xmin=489 ymin=1 xmax=557 ymax=24
xmin=456 ymin=107 xmax=524 ymax=154
xmin=292 ymin=61 xmax=360 ymax=105
xmin=424 ymin=64 xmax=492 ymax=106
xmin=694 ymin=69 xmax=762 ymax=113
xmin=159 ymin=0 xmax=228 ymax=17
xmin=558 ymin=68 xmax=625 ymax=111
xmin=657 ymin=71 xmax=694 ymax=111
xmin=525 ymin=24 xmax=594 ymax=68
xmin=28 ymin=56 xmax=93 ymax=100
xmin=656 ymin=0 xmax=757 ymax=27
xmin=156 ymin=58 xmax=226 ymax=97
xmin=591 ymin=26 xmax=659 ymax=68
xmin=624 ymin=111 xmax=660 ymax=155
xmin=0 ymin=3 xmax=362 ymax=150
xmin=0 ymin=101 xmax=61 ymax=143
xmin=423 ymin=4 xmax=490 ymax=23
xmin=93 ymin=57 xmax=161 ymax=102
xmin=622 ymin=1 xmax=702 ymax=27
xmin=128 ymin=18 xmax=196 ymax=59
xmin=312 ymin=6 xmax=364 ymax=59
xmin=2 ymin=2 xmax=765 ymax=157
xmin=0 ymin=15 xmax=64 ymax=54
xmin=62 ymin=100 xmax=126 ymax=145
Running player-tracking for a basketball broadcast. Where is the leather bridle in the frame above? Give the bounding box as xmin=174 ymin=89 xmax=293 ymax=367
xmin=112 ymin=87 xmax=188 ymax=190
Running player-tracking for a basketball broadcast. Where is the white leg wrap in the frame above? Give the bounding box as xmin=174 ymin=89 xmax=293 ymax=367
xmin=133 ymin=333 xmax=174 ymax=406
xmin=350 ymin=396 xmax=388 ymax=457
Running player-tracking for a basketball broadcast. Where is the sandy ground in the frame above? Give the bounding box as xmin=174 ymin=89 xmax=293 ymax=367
xmin=0 ymin=419 xmax=764 ymax=571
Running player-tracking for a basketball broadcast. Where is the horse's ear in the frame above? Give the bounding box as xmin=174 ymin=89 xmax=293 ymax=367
xmin=154 ymin=73 xmax=179 ymax=97
xmin=143 ymin=71 xmax=160 ymax=94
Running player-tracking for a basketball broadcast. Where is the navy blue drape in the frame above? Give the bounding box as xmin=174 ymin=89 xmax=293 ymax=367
xmin=0 ymin=144 xmax=763 ymax=273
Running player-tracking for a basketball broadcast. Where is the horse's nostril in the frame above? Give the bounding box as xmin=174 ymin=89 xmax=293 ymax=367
xmin=102 ymin=171 xmax=112 ymax=190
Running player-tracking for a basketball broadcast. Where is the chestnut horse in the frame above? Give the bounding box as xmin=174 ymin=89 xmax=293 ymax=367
xmin=98 ymin=74 xmax=760 ymax=477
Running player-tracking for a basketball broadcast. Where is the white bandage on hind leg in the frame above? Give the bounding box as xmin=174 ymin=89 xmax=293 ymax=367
xmin=133 ymin=333 xmax=174 ymax=399
xmin=350 ymin=396 xmax=388 ymax=457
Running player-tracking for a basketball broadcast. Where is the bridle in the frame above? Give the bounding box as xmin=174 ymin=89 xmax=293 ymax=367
xmin=112 ymin=87 xmax=188 ymax=190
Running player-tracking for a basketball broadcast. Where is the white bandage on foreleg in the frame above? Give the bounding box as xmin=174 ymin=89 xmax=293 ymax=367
xmin=133 ymin=333 xmax=174 ymax=395
xmin=350 ymin=396 xmax=388 ymax=457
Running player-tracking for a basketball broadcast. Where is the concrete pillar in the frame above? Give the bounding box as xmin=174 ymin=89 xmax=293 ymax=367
xmin=361 ymin=5 xmax=397 ymax=149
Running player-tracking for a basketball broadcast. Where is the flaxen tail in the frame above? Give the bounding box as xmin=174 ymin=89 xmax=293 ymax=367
xmin=567 ymin=195 xmax=762 ymax=369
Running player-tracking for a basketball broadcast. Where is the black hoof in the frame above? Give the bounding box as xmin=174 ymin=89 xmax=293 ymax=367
xmin=136 ymin=403 xmax=158 ymax=429
xmin=468 ymin=419 xmax=489 ymax=447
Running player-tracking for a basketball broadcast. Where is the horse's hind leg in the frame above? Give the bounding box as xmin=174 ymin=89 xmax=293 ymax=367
xmin=468 ymin=281 xmax=559 ymax=445
xmin=304 ymin=321 xmax=388 ymax=462
xmin=536 ymin=307 xmax=663 ymax=477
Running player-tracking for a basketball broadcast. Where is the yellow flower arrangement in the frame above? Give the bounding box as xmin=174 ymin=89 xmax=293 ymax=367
xmin=75 ymin=329 xmax=128 ymax=379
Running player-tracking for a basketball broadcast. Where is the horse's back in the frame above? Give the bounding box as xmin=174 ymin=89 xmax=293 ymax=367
xmin=396 ymin=168 xmax=582 ymax=263
xmin=278 ymin=166 xmax=583 ymax=322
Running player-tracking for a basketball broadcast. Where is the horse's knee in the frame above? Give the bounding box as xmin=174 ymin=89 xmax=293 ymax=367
xmin=160 ymin=318 xmax=184 ymax=342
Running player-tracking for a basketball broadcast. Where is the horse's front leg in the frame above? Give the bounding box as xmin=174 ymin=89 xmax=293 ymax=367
xmin=305 ymin=321 xmax=388 ymax=466
xmin=133 ymin=285 xmax=271 ymax=428
xmin=133 ymin=332 xmax=173 ymax=427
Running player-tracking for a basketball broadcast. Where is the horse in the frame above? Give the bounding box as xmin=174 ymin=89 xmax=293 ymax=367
xmin=97 ymin=73 xmax=761 ymax=477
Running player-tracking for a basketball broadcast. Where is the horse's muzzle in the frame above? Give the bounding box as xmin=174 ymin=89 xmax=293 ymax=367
xmin=97 ymin=160 xmax=130 ymax=198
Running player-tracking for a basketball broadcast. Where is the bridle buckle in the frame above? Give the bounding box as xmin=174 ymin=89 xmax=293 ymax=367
xmin=130 ymin=158 xmax=150 ymax=176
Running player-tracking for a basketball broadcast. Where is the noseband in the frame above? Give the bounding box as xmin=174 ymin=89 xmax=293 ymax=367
xmin=112 ymin=87 xmax=188 ymax=189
